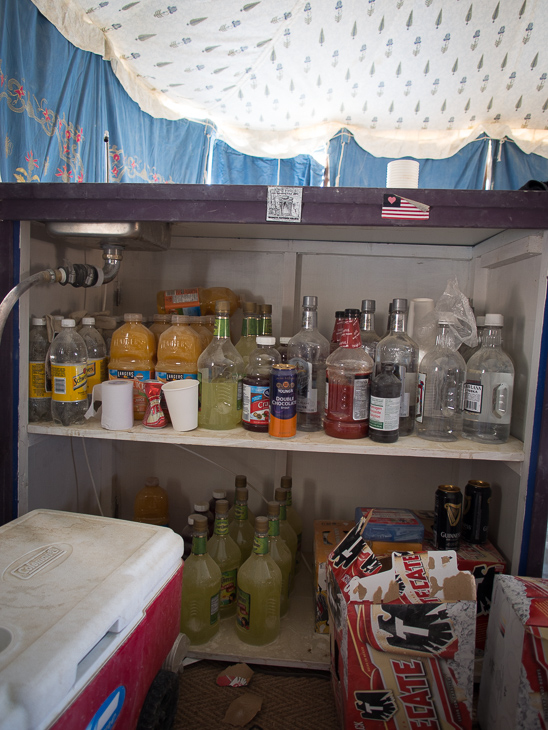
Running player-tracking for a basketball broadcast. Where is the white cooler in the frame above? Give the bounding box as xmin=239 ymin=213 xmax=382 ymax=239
xmin=0 ymin=509 xmax=185 ymax=730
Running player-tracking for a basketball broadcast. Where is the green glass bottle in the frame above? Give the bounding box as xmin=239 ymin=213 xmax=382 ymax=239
xmin=228 ymin=485 xmax=255 ymax=563
xmin=275 ymin=487 xmax=298 ymax=590
xmin=228 ymin=475 xmax=256 ymax=525
xmin=206 ymin=499 xmax=242 ymax=618
xmin=235 ymin=302 xmax=260 ymax=366
xmin=267 ymin=501 xmax=292 ymax=617
xmin=236 ymin=516 xmax=282 ymax=646
xmin=180 ymin=515 xmax=221 ymax=645
xmin=280 ymin=475 xmax=303 ymax=562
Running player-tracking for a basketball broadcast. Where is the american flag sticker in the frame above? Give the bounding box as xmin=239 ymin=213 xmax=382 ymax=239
xmin=381 ymin=194 xmax=430 ymax=220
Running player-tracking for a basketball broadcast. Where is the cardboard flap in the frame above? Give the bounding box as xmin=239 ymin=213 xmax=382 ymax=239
xmin=328 ymin=517 xmax=382 ymax=595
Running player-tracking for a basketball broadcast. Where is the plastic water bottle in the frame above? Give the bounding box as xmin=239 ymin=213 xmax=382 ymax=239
xmin=79 ymin=317 xmax=107 ymax=405
xmin=28 ymin=317 xmax=51 ymax=422
xmin=50 ymin=319 xmax=88 ymax=426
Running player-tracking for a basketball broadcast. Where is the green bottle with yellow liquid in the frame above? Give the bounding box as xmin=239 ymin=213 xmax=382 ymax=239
xmin=206 ymin=499 xmax=241 ymax=618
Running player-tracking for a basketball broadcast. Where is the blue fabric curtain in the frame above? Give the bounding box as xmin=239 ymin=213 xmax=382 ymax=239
xmin=211 ymin=139 xmax=325 ymax=186
xmin=493 ymin=139 xmax=548 ymax=190
xmin=0 ymin=0 xmax=212 ymax=184
xmin=328 ymin=129 xmax=490 ymax=190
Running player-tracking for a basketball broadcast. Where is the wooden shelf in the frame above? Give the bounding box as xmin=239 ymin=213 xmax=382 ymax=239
xmin=28 ymin=419 xmax=525 ymax=462
xmin=186 ymin=560 xmax=330 ymax=671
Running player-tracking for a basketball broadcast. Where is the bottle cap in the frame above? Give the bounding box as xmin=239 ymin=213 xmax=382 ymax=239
xmin=145 ymin=476 xmax=159 ymax=487
xmin=172 ymin=314 xmax=191 ymax=324
xmin=193 ymin=514 xmax=208 ymax=532
xmin=280 ymin=475 xmax=292 ymax=490
xmin=257 ymin=336 xmax=276 ymax=346
xmin=279 ymin=336 xmax=291 ymax=344
xmin=242 ymin=302 xmax=257 ymax=314
xmin=484 ymin=313 xmax=504 ymax=327
xmin=438 ymin=317 xmax=452 ymax=325
xmin=215 ymin=300 xmax=231 ymax=315
xmin=235 ymin=486 xmax=248 ymax=502
xmin=275 ymin=487 xmax=288 ymax=503
xmin=335 ymin=310 xmax=345 ymax=318
xmin=153 ymin=314 xmax=170 ymax=322
xmin=215 ymin=499 xmax=229 ymax=515
xmin=267 ymin=501 xmax=280 ymax=517
xmin=212 ymin=489 xmax=226 ymax=499
xmin=361 ymin=300 xmax=376 ymax=312
xmin=61 ymin=318 xmax=76 ymax=327
xmin=235 ymin=475 xmax=247 ymax=488
xmin=344 ymin=308 xmax=360 ymax=318
xmin=187 ymin=514 xmax=196 ymax=526
xmin=124 ymin=313 xmax=143 ymax=322
xmin=392 ymin=298 xmax=408 ymax=313
xmin=82 ymin=317 xmax=95 ymax=325
xmin=303 ymin=296 xmax=318 ymax=308
xmin=193 ymin=501 xmax=210 ymax=513
xmin=31 ymin=317 xmax=46 ymax=325
xmin=254 ymin=516 xmax=269 ymax=534
xmin=476 ymin=315 xmax=486 ymax=327
xmin=260 ymin=304 xmax=272 ymax=314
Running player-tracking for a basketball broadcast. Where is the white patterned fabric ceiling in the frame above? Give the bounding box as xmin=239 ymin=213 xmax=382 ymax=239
xmin=32 ymin=0 xmax=548 ymax=159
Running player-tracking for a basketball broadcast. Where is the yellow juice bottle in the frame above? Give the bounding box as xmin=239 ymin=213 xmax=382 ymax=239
xmin=206 ymin=499 xmax=241 ymax=618
xmin=155 ymin=315 xmax=203 ymax=383
xmin=134 ymin=476 xmax=169 ymax=526
xmin=149 ymin=314 xmax=171 ymax=346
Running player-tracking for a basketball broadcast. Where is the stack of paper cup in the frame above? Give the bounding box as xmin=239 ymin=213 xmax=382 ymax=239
xmin=386 ymin=160 xmax=420 ymax=188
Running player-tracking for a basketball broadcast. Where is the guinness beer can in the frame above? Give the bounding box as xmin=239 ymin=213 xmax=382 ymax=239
xmin=433 ymin=485 xmax=462 ymax=550
xmin=462 ymin=479 xmax=491 ymax=544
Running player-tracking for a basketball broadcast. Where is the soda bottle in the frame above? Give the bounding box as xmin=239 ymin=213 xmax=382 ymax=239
xmin=369 ymin=363 xmax=401 ymax=443
xmin=329 ymin=311 xmax=345 ymax=354
xmin=50 ymin=319 xmax=88 ymax=427
xmin=228 ymin=486 xmax=255 ymax=563
xmin=155 ymin=315 xmax=202 ymax=383
xmin=236 ymin=516 xmax=282 ymax=646
xmin=157 ymin=286 xmax=240 ymax=317
xmin=258 ymin=304 xmax=273 ymax=336
xmin=80 ymin=317 xmax=108 ymax=405
xmin=324 ymin=309 xmax=374 ymax=439
xmin=108 ymin=313 xmax=156 ymax=421
xmin=275 ymin=486 xmax=298 ymax=588
xmin=417 ymin=319 xmax=467 ymax=442
xmin=180 ymin=514 xmax=221 ymax=645
xmin=288 ymin=296 xmax=330 ymax=432
xmin=462 ymin=313 xmax=514 ymax=444
xmin=235 ymin=302 xmax=260 ymax=366
xmin=197 ymin=300 xmax=244 ymax=430
xmin=133 ymin=476 xmax=169 ymax=526
xmin=206 ymin=499 xmax=242 ymax=618
xmin=280 ymin=475 xmax=303 ymax=560
xmin=149 ymin=313 xmax=171 ymax=346
xmin=242 ymin=336 xmax=281 ymax=432
xmin=228 ymin=475 xmax=256 ymax=525
xmin=360 ymin=299 xmax=381 ymax=361
xmin=28 ymin=317 xmax=51 ymax=422
xmin=267 ymin=501 xmax=292 ymax=617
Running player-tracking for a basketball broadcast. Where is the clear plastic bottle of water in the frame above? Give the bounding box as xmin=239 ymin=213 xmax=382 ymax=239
xmin=80 ymin=317 xmax=107 ymax=405
xmin=49 ymin=319 xmax=88 ymax=427
xmin=28 ymin=317 xmax=51 ymax=422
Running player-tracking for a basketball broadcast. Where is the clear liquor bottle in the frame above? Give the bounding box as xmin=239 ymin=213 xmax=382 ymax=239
xmin=180 ymin=515 xmax=221 ymax=645
xmin=462 ymin=313 xmax=514 ymax=444
xmin=197 ymin=300 xmax=244 ymax=430
xmin=236 ymin=516 xmax=282 ymax=646
xmin=206 ymin=499 xmax=242 ymax=618
xmin=267 ymin=501 xmax=292 ymax=617
xmin=416 ymin=320 xmax=467 ymax=442
xmin=360 ymin=299 xmax=381 ymax=362
xmin=375 ymin=298 xmax=419 ymax=436
xmin=228 ymin=486 xmax=256 ymax=563
xmin=288 ymin=295 xmax=330 ymax=432
xmin=235 ymin=301 xmax=260 ymax=366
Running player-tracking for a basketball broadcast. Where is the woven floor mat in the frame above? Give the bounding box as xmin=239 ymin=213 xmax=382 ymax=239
xmin=174 ymin=659 xmax=340 ymax=730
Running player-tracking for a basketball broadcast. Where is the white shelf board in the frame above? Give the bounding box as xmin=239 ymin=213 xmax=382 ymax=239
xmin=28 ymin=419 xmax=525 ymax=463
xmin=186 ymin=562 xmax=330 ymax=670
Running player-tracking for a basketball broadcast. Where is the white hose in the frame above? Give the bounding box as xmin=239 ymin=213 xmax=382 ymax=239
xmin=0 ymin=269 xmax=58 ymax=345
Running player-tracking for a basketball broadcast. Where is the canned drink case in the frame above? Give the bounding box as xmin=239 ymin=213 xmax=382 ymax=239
xmin=269 ymin=364 xmax=297 ymax=439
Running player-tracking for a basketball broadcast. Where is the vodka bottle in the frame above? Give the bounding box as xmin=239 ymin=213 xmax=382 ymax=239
xmin=206 ymin=499 xmax=241 ymax=618
xmin=197 ymin=300 xmax=244 ymax=430
xmin=329 ymin=311 xmax=345 ymax=354
xmin=228 ymin=486 xmax=255 ymax=563
xmin=236 ymin=516 xmax=282 ymax=646
xmin=267 ymin=501 xmax=292 ymax=617
xmin=416 ymin=320 xmax=467 ymax=442
xmin=242 ymin=336 xmax=281 ymax=432
xmin=275 ymin=486 xmax=298 ymax=588
xmin=180 ymin=515 xmax=221 ymax=645
xmin=376 ymin=298 xmax=419 ymax=436
xmin=360 ymin=299 xmax=381 ymax=361
xmin=462 ymin=314 xmax=514 ymax=444
xmin=463 ymin=315 xmax=486 ymax=363
xmin=235 ymin=301 xmax=260 ymax=366
xmin=325 ymin=310 xmax=374 ymax=439
xmin=80 ymin=317 xmax=108 ymax=405
xmin=228 ymin=475 xmax=256 ymax=525
xmin=28 ymin=317 xmax=51 ymax=422
xmin=280 ymin=475 xmax=303 ymax=560
xmin=288 ymin=295 xmax=330 ymax=432
xmin=133 ymin=476 xmax=169 ymax=526
xmin=369 ymin=363 xmax=401 ymax=443
xmin=50 ymin=319 xmax=89 ymax=427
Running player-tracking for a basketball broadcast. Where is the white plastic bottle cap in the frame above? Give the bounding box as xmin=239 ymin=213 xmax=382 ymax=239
xmin=31 ymin=317 xmax=46 ymax=325
xmin=476 ymin=315 xmax=486 ymax=327
xmin=257 ymin=336 xmax=276 ymax=346
xmin=82 ymin=317 xmax=95 ymax=325
xmin=279 ymin=336 xmax=291 ymax=344
xmin=484 ymin=313 xmax=504 ymax=326
xmin=124 ymin=313 xmax=143 ymax=322
xmin=61 ymin=319 xmax=76 ymax=327
xmin=212 ymin=490 xmax=226 ymax=499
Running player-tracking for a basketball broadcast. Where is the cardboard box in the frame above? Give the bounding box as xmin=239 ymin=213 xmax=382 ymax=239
xmin=314 ymin=520 xmax=354 ymax=634
xmin=327 ymin=518 xmax=476 ymax=729
xmin=478 ymin=575 xmax=548 ymax=730
xmin=355 ymin=507 xmax=425 ymax=543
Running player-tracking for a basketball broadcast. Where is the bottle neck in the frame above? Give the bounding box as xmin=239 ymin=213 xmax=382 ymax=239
xmin=360 ymin=312 xmax=375 ymax=332
xmin=252 ymin=531 xmax=269 ymax=555
xmin=191 ymin=532 xmax=207 ymax=555
xmin=340 ymin=318 xmax=362 ymax=348
xmin=390 ymin=311 xmax=406 ymax=334
xmin=214 ymin=314 xmax=231 ymax=340
xmin=234 ymin=502 xmax=248 ymax=521
xmin=214 ymin=513 xmax=229 ymax=536
xmin=482 ymin=326 xmax=502 ymax=348
xmin=278 ymin=502 xmax=287 ymax=521
xmin=435 ymin=323 xmax=457 ymax=349
xmin=301 ymin=307 xmax=318 ymax=330
xmin=268 ymin=515 xmax=281 ymax=537
xmin=260 ymin=316 xmax=272 ymax=336
xmin=241 ymin=314 xmax=255 ymax=338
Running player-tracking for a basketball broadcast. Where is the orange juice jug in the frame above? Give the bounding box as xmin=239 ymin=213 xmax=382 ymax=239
xmin=188 ymin=316 xmax=214 ymax=350
xmin=149 ymin=313 xmax=171 ymax=346
xmin=157 ymin=286 xmax=240 ymax=317
xmin=156 ymin=315 xmax=203 ymax=382
xmin=134 ymin=476 xmax=169 ymax=526
xmin=108 ymin=313 xmax=156 ymax=420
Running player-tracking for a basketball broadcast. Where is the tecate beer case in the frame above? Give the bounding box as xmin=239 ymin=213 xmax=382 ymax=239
xmin=327 ymin=517 xmax=477 ymax=730
xmin=314 ymin=520 xmax=354 ymax=634
xmin=478 ymin=575 xmax=548 ymax=730
xmin=0 ymin=509 xmax=184 ymax=730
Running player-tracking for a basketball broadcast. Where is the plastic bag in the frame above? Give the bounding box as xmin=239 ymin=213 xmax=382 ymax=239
xmin=414 ymin=277 xmax=477 ymax=352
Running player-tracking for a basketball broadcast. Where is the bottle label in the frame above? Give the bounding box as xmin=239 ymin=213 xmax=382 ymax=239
xmin=210 ymin=592 xmax=220 ymax=625
xmin=220 ymin=569 xmax=238 ymax=608
xmin=234 ymin=503 xmax=248 ymax=521
xmin=352 ymin=373 xmax=371 ymax=420
xmin=289 ymin=357 xmax=316 ymax=413
xmin=268 ymin=516 xmax=280 ymax=537
xmin=51 ymin=364 xmax=88 ymax=402
xmin=242 ymin=383 xmax=270 ymax=424
xmin=86 ymin=357 xmax=108 ymax=394
xmin=252 ymin=534 xmax=269 ymax=555
xmin=464 ymin=380 xmax=482 ymax=414
xmin=260 ymin=317 xmax=273 ymax=336
xmin=213 ymin=316 xmax=230 ymax=339
xmin=191 ymin=535 xmax=207 ymax=555
xmin=29 ymin=362 xmax=48 ymax=399
xmin=156 ymin=371 xmax=198 ymax=382
xmin=416 ymin=373 xmax=426 ymax=423
xmin=464 ymin=373 xmax=513 ymax=423
xmin=215 ymin=515 xmax=229 ymax=535
xmin=162 ymin=288 xmax=201 ymax=315
xmin=370 ymin=395 xmax=400 ymax=431
xmin=236 ymin=587 xmax=251 ymax=630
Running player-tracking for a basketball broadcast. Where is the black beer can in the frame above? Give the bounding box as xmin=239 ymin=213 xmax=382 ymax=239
xmin=433 ymin=485 xmax=462 ymax=550
xmin=462 ymin=480 xmax=491 ymax=545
